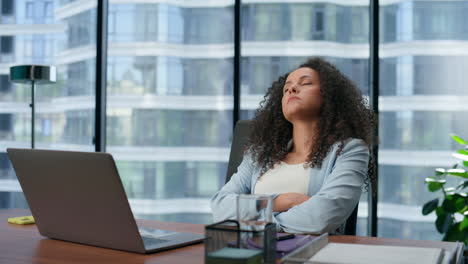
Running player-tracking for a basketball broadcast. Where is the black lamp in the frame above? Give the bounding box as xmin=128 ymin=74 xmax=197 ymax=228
xmin=9 ymin=65 xmax=57 ymax=149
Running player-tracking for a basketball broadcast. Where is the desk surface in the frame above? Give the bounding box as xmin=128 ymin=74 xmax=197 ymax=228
xmin=1 ymin=209 xmax=464 ymax=264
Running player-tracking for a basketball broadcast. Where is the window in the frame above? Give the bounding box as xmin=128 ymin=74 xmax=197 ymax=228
xmin=167 ymin=5 xmax=184 ymax=43
xmin=383 ymin=6 xmax=397 ymax=42
xmin=166 ymin=57 xmax=183 ymax=95
xmin=240 ymin=1 xmax=371 ymax=236
xmin=0 ymin=36 xmax=13 ymax=54
xmin=0 ymin=114 xmax=11 ymax=132
xmin=378 ymin=1 xmax=468 ymax=241
xmin=1 ymin=0 xmax=13 ymax=15
xmin=25 ymin=2 xmax=34 ymax=18
xmin=315 ymin=10 xmax=324 ymax=32
xmin=44 ymin=2 xmax=53 ymax=18
xmin=63 ymin=110 xmax=94 ymax=145
xmin=32 ymin=38 xmax=44 ymax=59
xmin=1 ymin=1 xmax=93 ymax=211
xmin=67 ymin=61 xmax=87 ymax=96
xmin=251 ymin=4 xmax=286 ymax=41
xmin=106 ymin=3 xmax=233 ymax=224
xmin=351 ymin=9 xmax=364 ymax=40
xmin=185 ymin=8 xmax=232 ymax=44
xmin=66 ymin=10 xmax=95 ymax=49
xmin=289 ymin=4 xmax=313 ymax=41
xmin=183 ymin=59 xmax=232 ymax=95
xmin=0 ymin=75 xmax=10 ymax=93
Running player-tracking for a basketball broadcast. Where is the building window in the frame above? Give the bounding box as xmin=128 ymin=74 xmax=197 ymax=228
xmin=315 ymin=10 xmax=324 ymax=32
xmin=0 ymin=114 xmax=12 ymax=132
xmin=0 ymin=36 xmax=13 ymax=54
xmin=44 ymin=1 xmax=52 ymax=18
xmin=251 ymin=4 xmax=285 ymax=41
xmin=313 ymin=8 xmax=325 ymax=39
xmin=0 ymin=75 xmax=10 ymax=93
xmin=1 ymin=0 xmax=13 ymax=15
xmin=25 ymin=1 xmax=34 ymax=18
xmin=0 ymin=153 xmax=10 ymax=171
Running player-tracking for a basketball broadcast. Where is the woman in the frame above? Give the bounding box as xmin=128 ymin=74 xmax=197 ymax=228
xmin=211 ymin=57 xmax=376 ymax=234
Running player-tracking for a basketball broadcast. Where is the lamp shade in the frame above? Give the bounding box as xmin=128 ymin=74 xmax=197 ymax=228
xmin=9 ymin=65 xmax=56 ymax=84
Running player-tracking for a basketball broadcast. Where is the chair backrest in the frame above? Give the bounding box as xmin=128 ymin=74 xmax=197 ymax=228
xmin=225 ymin=120 xmax=252 ymax=183
xmin=225 ymin=120 xmax=359 ymax=235
xmin=344 ymin=205 xmax=358 ymax=235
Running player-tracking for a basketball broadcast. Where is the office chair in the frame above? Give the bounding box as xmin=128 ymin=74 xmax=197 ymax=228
xmin=225 ymin=120 xmax=359 ymax=236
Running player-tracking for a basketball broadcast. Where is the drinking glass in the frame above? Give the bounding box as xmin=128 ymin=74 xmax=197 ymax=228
xmin=236 ymin=194 xmax=273 ymax=231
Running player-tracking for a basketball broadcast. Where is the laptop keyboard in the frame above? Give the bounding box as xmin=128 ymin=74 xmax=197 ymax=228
xmin=142 ymin=236 xmax=170 ymax=248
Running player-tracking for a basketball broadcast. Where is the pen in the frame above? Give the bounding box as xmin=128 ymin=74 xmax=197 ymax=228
xmin=277 ymin=234 xmax=295 ymax=241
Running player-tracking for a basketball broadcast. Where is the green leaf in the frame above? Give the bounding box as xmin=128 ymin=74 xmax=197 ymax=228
xmin=442 ymin=195 xmax=458 ymax=213
xmin=454 ymin=195 xmax=466 ymax=212
xmin=442 ymin=223 xmax=466 ymax=242
xmin=444 ymin=187 xmax=456 ymax=192
xmin=436 ymin=206 xmax=446 ymax=217
xmin=435 ymin=168 xmax=446 ymax=176
xmin=451 ymin=134 xmax=468 ymax=145
xmin=436 ymin=212 xmax=453 ymax=233
xmin=422 ymin=198 xmax=439 ymax=215
xmin=452 ymin=163 xmax=459 ymax=169
xmin=452 ymin=153 xmax=468 ymax=162
xmin=459 ymin=205 xmax=468 ymax=215
xmin=426 ymin=177 xmax=446 ymax=192
xmin=425 ymin=177 xmax=446 ymax=183
xmin=429 ymin=182 xmax=444 ymax=192
xmin=460 ymin=217 xmax=468 ymax=231
xmin=458 ymin=149 xmax=468 ymax=155
xmin=463 ymin=161 xmax=468 ymax=167
xmin=446 ymin=169 xmax=468 ymax=178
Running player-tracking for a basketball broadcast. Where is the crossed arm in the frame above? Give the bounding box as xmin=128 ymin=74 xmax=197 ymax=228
xmin=273 ymin=193 xmax=310 ymax=212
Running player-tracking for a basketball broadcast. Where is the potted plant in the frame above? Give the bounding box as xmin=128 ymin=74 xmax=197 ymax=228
xmin=422 ymin=134 xmax=468 ymax=246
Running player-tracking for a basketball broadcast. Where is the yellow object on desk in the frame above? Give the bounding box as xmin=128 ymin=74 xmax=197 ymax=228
xmin=8 ymin=216 xmax=35 ymax=225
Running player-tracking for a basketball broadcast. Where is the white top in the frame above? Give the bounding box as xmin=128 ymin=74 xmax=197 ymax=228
xmin=254 ymin=161 xmax=310 ymax=195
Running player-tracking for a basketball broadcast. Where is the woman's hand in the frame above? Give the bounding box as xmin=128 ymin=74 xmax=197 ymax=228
xmin=273 ymin=193 xmax=310 ymax=212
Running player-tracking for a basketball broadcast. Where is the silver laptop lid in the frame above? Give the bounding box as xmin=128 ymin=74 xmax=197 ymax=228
xmin=7 ymin=148 xmax=146 ymax=253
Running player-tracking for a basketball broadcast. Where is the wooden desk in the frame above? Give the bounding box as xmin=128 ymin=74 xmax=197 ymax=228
xmin=1 ymin=209 xmax=464 ymax=264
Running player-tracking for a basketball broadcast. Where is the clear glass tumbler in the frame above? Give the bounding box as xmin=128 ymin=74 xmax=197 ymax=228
xmin=236 ymin=194 xmax=273 ymax=231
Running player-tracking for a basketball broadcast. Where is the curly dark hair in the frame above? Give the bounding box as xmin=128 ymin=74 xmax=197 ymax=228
xmin=247 ymin=57 xmax=377 ymax=194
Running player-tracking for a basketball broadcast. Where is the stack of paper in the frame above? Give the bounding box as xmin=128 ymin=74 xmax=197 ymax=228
xmin=308 ymin=243 xmax=444 ymax=264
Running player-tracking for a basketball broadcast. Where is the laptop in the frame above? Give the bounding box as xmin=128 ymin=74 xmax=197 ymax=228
xmin=6 ymin=148 xmax=205 ymax=254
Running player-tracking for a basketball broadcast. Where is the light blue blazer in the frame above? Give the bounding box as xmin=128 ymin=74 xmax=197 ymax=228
xmin=210 ymin=138 xmax=369 ymax=234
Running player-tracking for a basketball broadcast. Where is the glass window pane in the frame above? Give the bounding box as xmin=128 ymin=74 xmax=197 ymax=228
xmin=1 ymin=0 xmax=14 ymax=15
xmin=0 ymin=1 xmax=96 ymax=209
xmin=378 ymin=0 xmax=468 ymax=240
xmin=240 ymin=1 xmax=370 ymax=234
xmin=106 ymin=2 xmax=233 ymax=224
